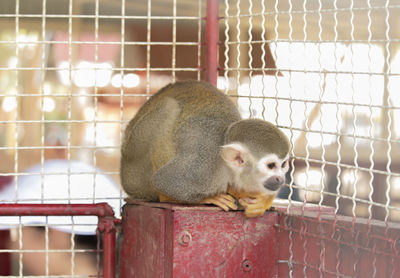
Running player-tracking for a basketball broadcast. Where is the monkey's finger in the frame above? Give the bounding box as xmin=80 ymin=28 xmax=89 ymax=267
xmin=217 ymin=194 xmax=238 ymax=210
xmin=238 ymin=199 xmax=249 ymax=208
xmin=242 ymin=197 xmax=257 ymax=204
xmin=211 ymin=196 xmax=237 ymax=210
xmin=220 ymin=194 xmax=236 ymax=203
xmin=201 ymin=198 xmax=230 ymax=211
xmin=211 ymin=200 xmax=230 ymax=211
xmin=238 ymin=198 xmax=257 ymax=208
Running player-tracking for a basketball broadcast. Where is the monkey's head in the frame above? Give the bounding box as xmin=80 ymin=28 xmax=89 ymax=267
xmin=221 ymin=119 xmax=290 ymax=195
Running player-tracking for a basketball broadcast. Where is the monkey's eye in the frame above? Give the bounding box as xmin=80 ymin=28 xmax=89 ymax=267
xmin=267 ymin=163 xmax=276 ymax=170
xmin=282 ymin=161 xmax=287 ymax=168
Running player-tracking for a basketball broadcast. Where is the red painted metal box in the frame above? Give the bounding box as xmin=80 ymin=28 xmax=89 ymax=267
xmin=119 ymin=201 xmax=278 ymax=278
xmin=118 ymin=200 xmax=400 ymax=277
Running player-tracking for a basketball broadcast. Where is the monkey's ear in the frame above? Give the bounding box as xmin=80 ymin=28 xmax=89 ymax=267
xmin=221 ymin=143 xmax=248 ymax=170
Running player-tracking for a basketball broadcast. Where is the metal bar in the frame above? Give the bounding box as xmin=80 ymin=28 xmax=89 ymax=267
xmin=205 ymin=0 xmax=219 ymax=85
xmin=0 ymin=203 xmax=114 ymax=217
xmin=101 ymin=218 xmax=117 ymax=278
xmin=0 ymin=230 xmax=11 ymax=275
xmin=0 ymin=203 xmax=117 ymax=277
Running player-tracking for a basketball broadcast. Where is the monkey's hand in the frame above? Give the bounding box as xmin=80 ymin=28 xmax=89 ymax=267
xmin=200 ymin=194 xmax=238 ymax=211
xmin=238 ymin=194 xmax=275 ymax=218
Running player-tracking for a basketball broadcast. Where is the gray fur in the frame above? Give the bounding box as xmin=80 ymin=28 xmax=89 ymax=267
xmin=120 ymin=80 xmax=290 ymax=203
xmin=224 ymin=119 xmax=290 ymax=159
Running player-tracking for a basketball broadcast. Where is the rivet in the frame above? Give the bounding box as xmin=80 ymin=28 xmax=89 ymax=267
xmin=179 ymin=230 xmax=192 ymax=246
xmin=242 ymin=259 xmax=253 ymax=272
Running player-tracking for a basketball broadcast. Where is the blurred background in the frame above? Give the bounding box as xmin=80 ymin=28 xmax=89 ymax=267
xmin=0 ymin=0 xmax=399 ymax=275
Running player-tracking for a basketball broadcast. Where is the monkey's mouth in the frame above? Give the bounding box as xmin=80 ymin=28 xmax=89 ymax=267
xmin=263 ymin=176 xmax=284 ymax=191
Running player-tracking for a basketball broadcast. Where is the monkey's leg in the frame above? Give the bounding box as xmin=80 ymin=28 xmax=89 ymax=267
xmin=238 ymin=194 xmax=275 ymax=218
xmin=200 ymin=194 xmax=238 ymax=211
xmin=153 ymin=154 xmax=233 ymax=208
xmin=122 ymin=97 xmax=179 ymax=202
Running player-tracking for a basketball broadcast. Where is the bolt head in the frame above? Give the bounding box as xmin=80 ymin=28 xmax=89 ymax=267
xmin=178 ymin=230 xmax=192 ymax=246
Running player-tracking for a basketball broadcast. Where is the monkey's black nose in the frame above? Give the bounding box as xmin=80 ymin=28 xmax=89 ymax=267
xmin=264 ymin=176 xmax=284 ymax=191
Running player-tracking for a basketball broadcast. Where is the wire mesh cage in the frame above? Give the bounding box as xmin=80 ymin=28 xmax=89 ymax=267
xmin=219 ymin=0 xmax=400 ymax=276
xmin=221 ymin=1 xmax=400 ymax=211
xmin=0 ymin=0 xmax=399 ymax=277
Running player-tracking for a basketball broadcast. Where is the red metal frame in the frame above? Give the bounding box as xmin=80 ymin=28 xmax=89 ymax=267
xmin=0 ymin=203 xmax=119 ymax=278
xmin=119 ymin=201 xmax=400 ymax=277
xmin=0 ymin=230 xmax=10 ymax=275
xmin=277 ymin=212 xmax=400 ymax=277
xmin=205 ymin=0 xmax=219 ymax=86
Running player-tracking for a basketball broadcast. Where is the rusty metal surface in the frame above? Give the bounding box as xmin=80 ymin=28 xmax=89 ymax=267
xmin=278 ymin=212 xmax=400 ymax=277
xmin=119 ymin=203 xmax=278 ymax=278
xmin=119 ymin=205 xmax=173 ymax=278
xmin=119 ymin=201 xmax=400 ymax=278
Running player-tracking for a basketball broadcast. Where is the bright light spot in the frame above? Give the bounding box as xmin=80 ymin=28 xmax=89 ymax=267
xmin=111 ymin=73 xmax=140 ymax=88
xmin=8 ymin=57 xmax=17 ymax=68
xmin=111 ymin=74 xmax=122 ymax=87
xmin=43 ymin=83 xmax=52 ymax=95
xmin=74 ymin=62 xmax=112 ymax=88
xmin=17 ymin=34 xmax=38 ymax=48
xmin=57 ymin=61 xmax=71 ymax=86
xmin=294 ymin=168 xmax=326 ymax=202
xmin=217 ymin=77 xmax=228 ymax=90
xmin=294 ymin=167 xmax=327 ymax=202
xmin=83 ymin=123 xmax=117 ymax=152
xmin=58 ymin=61 xmax=113 ymax=88
xmin=390 ymin=52 xmax=400 ymax=138
xmin=390 ymin=177 xmax=400 ymax=197
xmin=43 ymin=97 xmax=55 ymax=112
xmin=295 ymin=169 xmax=324 ymax=188
xmin=306 ymin=132 xmax=336 ymax=148
xmin=342 ymin=169 xmax=356 ymax=185
xmin=2 ymin=97 xmax=17 ymax=112
xmin=83 ymin=107 xmax=95 ymax=120
xmin=123 ymin=74 xmax=140 ymax=88
xmin=77 ymin=89 xmax=90 ymax=105
xmin=74 ymin=61 xmax=94 ymax=87
xmin=340 ymin=169 xmax=370 ymax=198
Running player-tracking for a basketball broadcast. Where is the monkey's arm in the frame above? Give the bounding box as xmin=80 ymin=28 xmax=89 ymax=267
xmin=228 ymin=188 xmax=275 ymax=218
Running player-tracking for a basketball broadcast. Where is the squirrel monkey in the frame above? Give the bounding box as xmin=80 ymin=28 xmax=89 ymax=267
xmin=120 ymin=80 xmax=290 ymax=218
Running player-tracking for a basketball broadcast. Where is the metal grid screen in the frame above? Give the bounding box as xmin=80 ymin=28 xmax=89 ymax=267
xmin=0 ymin=0 xmax=399 ymax=277
xmin=0 ymin=0 xmax=204 ymax=276
xmin=222 ymin=1 xmax=400 ymax=216
xmin=219 ymin=0 xmax=400 ymax=276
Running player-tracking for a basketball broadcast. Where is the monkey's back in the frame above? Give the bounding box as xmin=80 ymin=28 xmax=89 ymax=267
xmin=134 ymin=80 xmax=240 ymax=127
xmin=121 ymin=80 xmax=241 ymax=202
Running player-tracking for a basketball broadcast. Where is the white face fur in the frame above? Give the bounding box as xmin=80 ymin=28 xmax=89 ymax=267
xmin=221 ymin=143 xmax=290 ymax=195
xmin=256 ymin=153 xmax=290 ymax=194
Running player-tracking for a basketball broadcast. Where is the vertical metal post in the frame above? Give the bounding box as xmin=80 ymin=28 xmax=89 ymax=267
xmin=101 ymin=218 xmax=116 ymax=278
xmin=0 ymin=230 xmax=11 ymax=275
xmin=206 ymin=0 xmax=219 ymax=86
